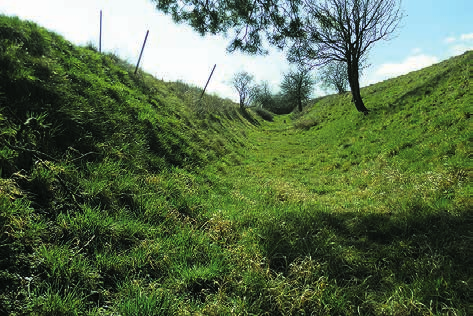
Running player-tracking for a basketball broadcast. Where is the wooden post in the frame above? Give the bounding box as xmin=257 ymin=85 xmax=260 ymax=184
xmin=135 ymin=30 xmax=149 ymax=75
xmin=200 ymin=64 xmax=216 ymax=100
xmin=99 ymin=10 xmax=102 ymax=53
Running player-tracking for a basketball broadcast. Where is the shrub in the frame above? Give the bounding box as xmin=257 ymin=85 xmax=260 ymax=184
xmin=293 ymin=117 xmax=319 ymax=130
xmin=253 ymin=107 xmax=274 ymax=121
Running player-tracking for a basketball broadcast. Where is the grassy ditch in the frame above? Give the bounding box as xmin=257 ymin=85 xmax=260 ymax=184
xmin=0 ymin=14 xmax=471 ymax=315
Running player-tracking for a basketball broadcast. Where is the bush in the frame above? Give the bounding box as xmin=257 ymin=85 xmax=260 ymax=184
xmin=253 ymin=107 xmax=274 ymax=121
xmin=293 ymin=117 xmax=319 ymax=130
xmin=262 ymin=94 xmax=294 ymax=114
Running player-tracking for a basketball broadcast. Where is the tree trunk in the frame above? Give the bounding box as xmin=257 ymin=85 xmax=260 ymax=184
xmin=347 ymin=61 xmax=369 ymax=114
xmin=297 ymin=78 xmax=303 ymax=112
xmin=351 ymin=81 xmax=369 ymax=114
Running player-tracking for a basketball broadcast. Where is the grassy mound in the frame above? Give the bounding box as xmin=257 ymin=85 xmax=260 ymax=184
xmin=0 ymin=14 xmax=471 ymax=315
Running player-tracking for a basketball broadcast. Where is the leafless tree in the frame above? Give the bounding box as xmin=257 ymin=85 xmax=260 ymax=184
xmin=289 ymin=0 xmax=403 ymax=114
xmin=232 ymin=71 xmax=256 ymax=110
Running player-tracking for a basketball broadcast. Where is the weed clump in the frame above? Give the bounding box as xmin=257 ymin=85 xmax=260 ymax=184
xmin=293 ymin=116 xmax=319 ymax=130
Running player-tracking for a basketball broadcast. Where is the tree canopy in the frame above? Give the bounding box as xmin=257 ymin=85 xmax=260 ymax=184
xmin=153 ymin=0 xmax=302 ymax=54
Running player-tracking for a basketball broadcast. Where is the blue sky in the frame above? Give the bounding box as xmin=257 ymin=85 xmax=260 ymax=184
xmin=1 ymin=0 xmax=472 ymax=100
xmin=366 ymin=0 xmax=473 ymax=83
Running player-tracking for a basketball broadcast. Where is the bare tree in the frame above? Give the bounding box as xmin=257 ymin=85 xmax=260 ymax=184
xmin=232 ymin=71 xmax=256 ymax=110
xmin=289 ymin=0 xmax=403 ymax=114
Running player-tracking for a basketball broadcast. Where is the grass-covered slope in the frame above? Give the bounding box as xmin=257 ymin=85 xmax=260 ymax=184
xmin=0 ymin=15 xmax=247 ymax=315
xmin=0 ymin=15 xmax=246 ymax=171
xmin=205 ymin=51 xmax=471 ymax=315
xmin=0 ymin=14 xmax=471 ymax=315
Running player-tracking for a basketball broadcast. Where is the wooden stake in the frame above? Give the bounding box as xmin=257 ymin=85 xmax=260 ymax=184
xmin=99 ymin=10 xmax=102 ymax=53
xmin=200 ymin=64 xmax=216 ymax=100
xmin=135 ymin=30 xmax=149 ymax=75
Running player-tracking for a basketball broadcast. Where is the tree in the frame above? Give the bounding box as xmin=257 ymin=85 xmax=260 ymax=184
xmin=153 ymin=0 xmax=403 ymax=113
xmin=280 ymin=68 xmax=315 ymax=112
xmin=252 ymin=81 xmax=273 ymax=108
xmin=318 ymin=61 xmax=349 ymax=94
xmin=232 ymin=71 xmax=256 ymax=109
xmin=288 ymin=0 xmax=403 ymax=114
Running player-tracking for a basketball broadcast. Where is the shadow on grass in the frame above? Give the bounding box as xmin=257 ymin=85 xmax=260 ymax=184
xmin=0 ymin=235 xmax=34 ymax=314
xmin=239 ymin=108 xmax=260 ymax=127
xmin=256 ymin=206 xmax=472 ymax=312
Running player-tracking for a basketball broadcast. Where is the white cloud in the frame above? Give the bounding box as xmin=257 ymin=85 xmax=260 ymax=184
xmin=364 ymin=30 xmax=473 ymax=86
xmin=446 ymin=32 xmax=473 ymax=57
xmin=449 ymin=44 xmax=473 ymax=56
xmin=364 ymin=54 xmax=439 ymax=85
xmin=0 ymin=0 xmax=291 ymax=101
xmin=460 ymin=33 xmax=473 ymax=41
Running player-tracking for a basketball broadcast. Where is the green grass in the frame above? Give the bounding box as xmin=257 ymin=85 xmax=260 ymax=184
xmin=1 ymin=14 xmax=472 ymax=315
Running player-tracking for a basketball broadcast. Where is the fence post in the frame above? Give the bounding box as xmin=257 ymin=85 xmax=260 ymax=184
xmin=200 ymin=64 xmax=217 ymax=100
xmin=99 ymin=10 xmax=102 ymax=53
xmin=135 ymin=30 xmax=150 ymax=75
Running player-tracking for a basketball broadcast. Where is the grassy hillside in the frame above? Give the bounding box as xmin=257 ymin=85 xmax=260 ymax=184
xmin=0 ymin=15 xmax=249 ymax=315
xmin=1 ymin=15 xmax=471 ymax=315
xmin=203 ymin=51 xmax=471 ymax=315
